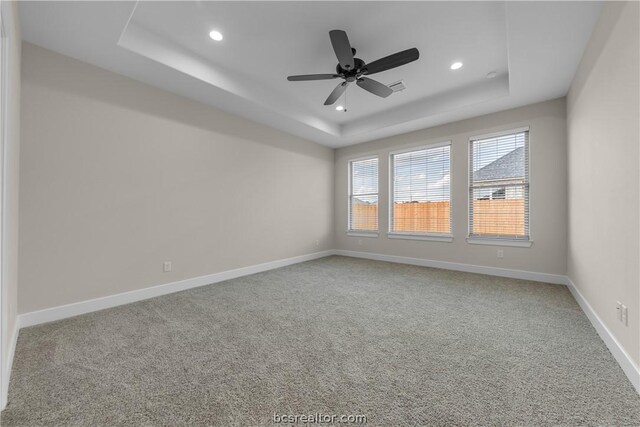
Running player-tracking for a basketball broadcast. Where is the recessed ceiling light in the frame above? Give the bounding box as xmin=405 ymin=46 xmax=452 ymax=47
xmin=336 ymin=105 xmax=344 ymax=111
xmin=486 ymin=71 xmax=497 ymax=79
xmin=209 ymin=30 xmax=223 ymax=41
xmin=450 ymin=61 xmax=463 ymax=70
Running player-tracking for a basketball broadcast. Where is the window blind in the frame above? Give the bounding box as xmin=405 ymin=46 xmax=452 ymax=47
xmin=390 ymin=144 xmax=451 ymax=234
xmin=469 ymin=130 xmax=529 ymax=239
xmin=348 ymin=158 xmax=378 ymax=231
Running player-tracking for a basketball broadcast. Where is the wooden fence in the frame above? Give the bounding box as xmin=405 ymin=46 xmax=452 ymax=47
xmin=471 ymin=199 xmax=525 ymax=235
xmin=352 ymin=199 xmax=524 ymax=235
xmin=351 ymin=204 xmax=378 ymax=231
xmin=391 ymin=202 xmax=451 ymax=233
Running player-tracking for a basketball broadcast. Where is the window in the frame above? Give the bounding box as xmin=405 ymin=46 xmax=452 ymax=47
xmin=469 ymin=129 xmax=529 ymax=241
xmin=348 ymin=158 xmax=378 ymax=233
xmin=390 ymin=143 xmax=451 ymax=238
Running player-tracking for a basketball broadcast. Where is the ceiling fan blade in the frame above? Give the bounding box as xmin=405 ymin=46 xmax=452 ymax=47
xmin=324 ymin=82 xmax=347 ymax=105
xmin=357 ymin=77 xmax=393 ymax=98
xmin=364 ymin=48 xmax=420 ymax=75
xmin=329 ymin=30 xmax=355 ymax=70
xmin=287 ymin=74 xmax=339 ymax=81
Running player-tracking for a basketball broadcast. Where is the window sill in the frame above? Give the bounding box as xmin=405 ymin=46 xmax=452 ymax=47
xmin=346 ymin=231 xmax=379 ymax=238
xmin=388 ymin=233 xmax=453 ymax=242
xmin=466 ymin=238 xmax=532 ymax=248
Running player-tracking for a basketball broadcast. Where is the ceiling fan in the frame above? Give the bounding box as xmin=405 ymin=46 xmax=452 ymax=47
xmin=287 ymin=30 xmax=419 ymax=106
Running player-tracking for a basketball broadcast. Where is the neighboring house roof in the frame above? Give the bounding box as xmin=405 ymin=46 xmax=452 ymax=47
xmin=473 ymin=146 xmax=524 ymax=181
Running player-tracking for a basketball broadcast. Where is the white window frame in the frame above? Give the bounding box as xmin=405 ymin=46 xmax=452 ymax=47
xmin=347 ymin=156 xmax=379 ymax=237
xmin=466 ymin=127 xmax=532 ymax=248
xmin=388 ymin=141 xmax=453 ymax=242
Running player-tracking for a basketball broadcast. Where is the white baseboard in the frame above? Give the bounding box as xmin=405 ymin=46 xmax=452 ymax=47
xmin=334 ymin=249 xmax=567 ymax=285
xmin=19 ymin=250 xmax=334 ymax=329
xmin=565 ymin=277 xmax=640 ymax=394
xmin=1 ymin=319 xmax=19 ymax=410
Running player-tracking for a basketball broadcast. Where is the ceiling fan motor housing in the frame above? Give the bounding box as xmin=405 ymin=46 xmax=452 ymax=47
xmin=337 ymin=58 xmax=366 ymax=82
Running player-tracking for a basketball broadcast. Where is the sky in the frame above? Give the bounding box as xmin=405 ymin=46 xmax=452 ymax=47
xmin=392 ymin=146 xmax=450 ymax=202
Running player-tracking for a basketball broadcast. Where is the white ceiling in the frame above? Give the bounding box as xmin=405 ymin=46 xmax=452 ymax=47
xmin=19 ymin=1 xmax=602 ymax=148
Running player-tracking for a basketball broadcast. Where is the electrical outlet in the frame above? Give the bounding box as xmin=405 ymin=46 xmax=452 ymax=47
xmin=617 ymin=301 xmax=623 ymax=321
xmin=315 ymin=239 xmax=320 ymax=247
xmin=163 ymin=261 xmax=172 ymax=273
xmin=497 ymin=250 xmax=504 ymax=259
xmin=622 ymin=305 xmax=628 ymax=326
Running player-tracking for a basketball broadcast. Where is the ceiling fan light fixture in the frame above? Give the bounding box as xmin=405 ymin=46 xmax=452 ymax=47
xmin=209 ymin=30 xmax=223 ymax=41
xmin=450 ymin=61 xmax=463 ymax=70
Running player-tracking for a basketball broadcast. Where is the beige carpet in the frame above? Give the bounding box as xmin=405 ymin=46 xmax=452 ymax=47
xmin=2 ymin=256 xmax=639 ymax=426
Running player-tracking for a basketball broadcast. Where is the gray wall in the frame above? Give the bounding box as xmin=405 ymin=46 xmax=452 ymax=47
xmin=1 ymin=0 xmax=21 ymax=409
xmin=19 ymin=43 xmax=334 ymax=314
xmin=335 ymin=98 xmax=567 ymax=275
xmin=567 ymin=1 xmax=639 ymax=365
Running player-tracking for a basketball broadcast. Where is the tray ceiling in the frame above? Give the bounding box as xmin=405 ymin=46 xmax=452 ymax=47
xmin=20 ymin=1 xmax=602 ymax=147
